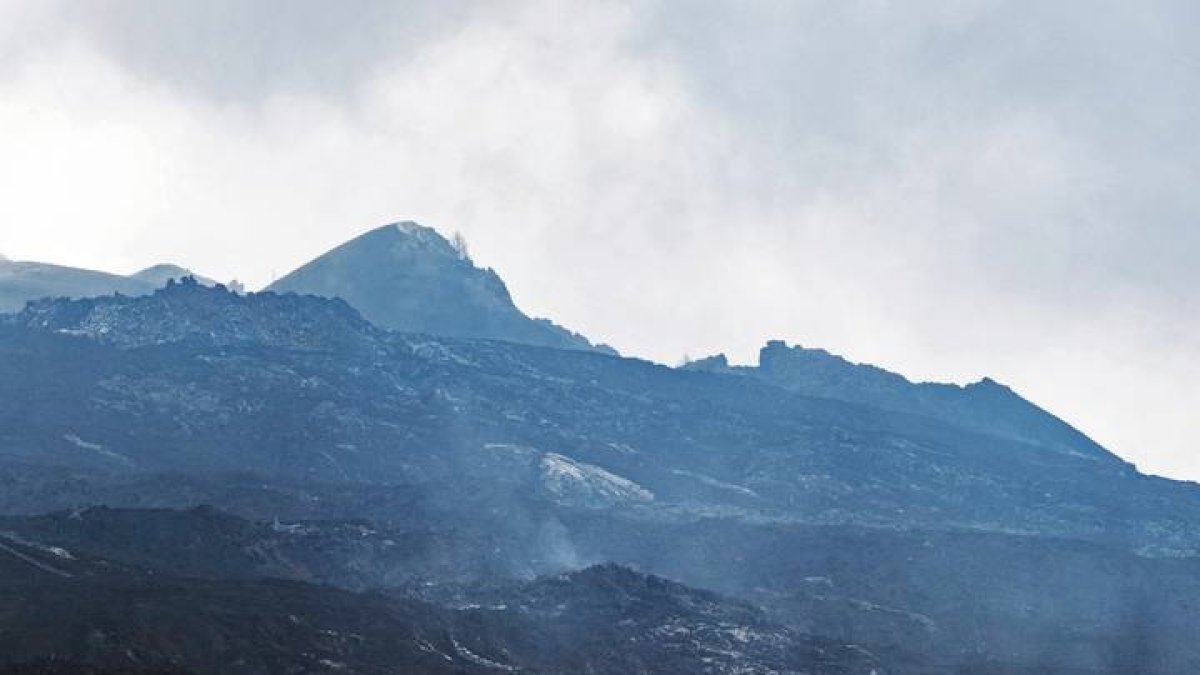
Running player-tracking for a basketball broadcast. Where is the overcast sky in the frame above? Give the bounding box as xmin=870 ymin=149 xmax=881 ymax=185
xmin=1 ymin=0 xmax=1197 ymax=479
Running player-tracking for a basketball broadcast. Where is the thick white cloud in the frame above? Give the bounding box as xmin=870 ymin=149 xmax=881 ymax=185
xmin=0 ymin=0 xmax=1196 ymax=478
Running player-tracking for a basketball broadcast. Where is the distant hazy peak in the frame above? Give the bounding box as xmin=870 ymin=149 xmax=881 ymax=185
xmin=0 ymin=256 xmax=226 ymax=314
xmin=131 ymin=263 xmax=218 ymax=287
xmin=266 ymin=221 xmax=613 ymax=354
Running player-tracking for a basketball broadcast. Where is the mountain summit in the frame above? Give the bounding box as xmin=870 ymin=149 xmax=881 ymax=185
xmin=266 ymin=222 xmax=612 ymax=353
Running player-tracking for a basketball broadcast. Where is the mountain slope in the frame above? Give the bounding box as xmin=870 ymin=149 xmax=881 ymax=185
xmin=0 ymin=258 xmax=215 ymax=313
xmin=0 ymin=513 xmax=882 ymax=675
xmin=265 ymin=222 xmax=612 ymax=353
xmin=5 ymin=282 xmax=1200 ymax=672
xmin=2 ymin=282 xmax=1185 ymax=551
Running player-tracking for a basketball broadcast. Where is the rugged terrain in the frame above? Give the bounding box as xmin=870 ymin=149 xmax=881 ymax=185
xmin=2 ymin=226 xmax=1199 ymax=674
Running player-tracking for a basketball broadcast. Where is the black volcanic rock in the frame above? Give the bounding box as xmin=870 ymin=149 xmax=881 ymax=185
xmin=6 ymin=275 xmax=1200 ymax=672
xmin=265 ymin=222 xmax=612 ymax=353
xmin=0 ymin=285 xmax=1188 ymax=552
xmin=0 ymin=534 xmax=494 ymax=675
xmin=417 ymin=563 xmax=883 ymax=675
xmin=11 ymin=276 xmax=379 ymax=353
xmin=0 ymin=517 xmax=882 ymax=675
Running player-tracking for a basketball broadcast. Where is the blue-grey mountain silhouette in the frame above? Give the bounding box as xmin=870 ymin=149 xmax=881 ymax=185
xmin=0 ymin=257 xmax=218 ymax=313
xmin=266 ymin=222 xmax=613 ymax=353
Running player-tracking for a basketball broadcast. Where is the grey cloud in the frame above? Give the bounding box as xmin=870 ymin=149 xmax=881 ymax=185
xmin=634 ymin=0 xmax=1200 ymax=315
xmin=3 ymin=0 xmax=482 ymax=102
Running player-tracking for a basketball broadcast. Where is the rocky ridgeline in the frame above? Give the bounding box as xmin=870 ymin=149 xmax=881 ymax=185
xmin=686 ymin=340 xmax=1119 ymax=462
xmin=10 ymin=277 xmax=380 ymax=353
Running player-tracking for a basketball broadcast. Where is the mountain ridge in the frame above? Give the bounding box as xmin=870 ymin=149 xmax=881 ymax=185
xmin=683 ymin=339 xmax=1116 ymax=462
xmin=0 ymin=257 xmax=220 ymax=313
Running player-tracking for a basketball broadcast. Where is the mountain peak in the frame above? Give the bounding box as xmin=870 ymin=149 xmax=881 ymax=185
xmin=266 ymin=223 xmax=611 ymax=354
xmin=130 ymin=263 xmax=218 ymax=288
xmin=361 ymin=220 xmax=451 ymax=248
xmin=391 ymin=220 xmax=430 ymax=236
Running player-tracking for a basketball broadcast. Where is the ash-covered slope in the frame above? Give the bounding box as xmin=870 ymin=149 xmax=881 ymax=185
xmin=0 ymin=529 xmax=499 ymax=675
xmin=0 ymin=281 xmax=1189 ymax=551
xmin=408 ymin=563 xmax=882 ymax=675
xmin=266 ymin=222 xmax=612 ymax=354
xmin=0 ymin=511 xmax=881 ymax=675
xmin=0 ymin=258 xmax=214 ymax=313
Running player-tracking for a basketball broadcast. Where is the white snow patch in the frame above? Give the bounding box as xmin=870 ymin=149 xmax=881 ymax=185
xmin=540 ymin=453 xmax=653 ymax=507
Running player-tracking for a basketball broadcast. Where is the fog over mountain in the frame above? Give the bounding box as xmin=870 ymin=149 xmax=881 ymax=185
xmin=2 ymin=2 xmax=1199 ymax=673
xmin=2 ymin=2 xmax=1198 ymax=478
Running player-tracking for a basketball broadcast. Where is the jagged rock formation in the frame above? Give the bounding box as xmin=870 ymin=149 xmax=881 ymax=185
xmin=685 ymin=340 xmax=1114 ymax=460
xmin=265 ymin=222 xmax=613 ymax=353
xmin=14 ymin=276 xmax=377 ymax=352
xmin=129 ymin=264 xmax=222 ymax=289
